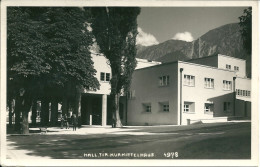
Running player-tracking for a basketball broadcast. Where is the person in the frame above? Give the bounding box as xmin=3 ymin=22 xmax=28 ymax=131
xmin=112 ymin=116 xmax=116 ymax=128
xmin=60 ymin=116 xmax=64 ymax=129
xmin=64 ymin=114 xmax=69 ymax=129
xmin=71 ymin=114 xmax=78 ymax=131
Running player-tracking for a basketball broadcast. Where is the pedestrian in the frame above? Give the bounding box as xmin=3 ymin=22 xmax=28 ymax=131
xmin=60 ymin=116 xmax=64 ymax=129
xmin=112 ymin=116 xmax=116 ymax=128
xmin=71 ymin=114 xmax=78 ymax=131
xmin=64 ymin=114 xmax=69 ymax=129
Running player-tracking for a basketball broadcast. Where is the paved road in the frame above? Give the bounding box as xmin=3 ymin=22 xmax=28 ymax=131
xmin=6 ymin=122 xmax=251 ymax=159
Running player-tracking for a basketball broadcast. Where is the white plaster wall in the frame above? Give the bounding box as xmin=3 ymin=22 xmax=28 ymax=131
xmin=235 ymin=77 xmax=251 ymax=117
xmin=127 ymin=63 xmax=179 ymax=125
xmin=218 ymin=54 xmax=246 ymax=78
xmin=179 ymin=61 xmax=236 ymax=125
xmin=236 ymin=77 xmax=251 ymax=101
xmin=85 ymin=54 xmax=111 ymax=95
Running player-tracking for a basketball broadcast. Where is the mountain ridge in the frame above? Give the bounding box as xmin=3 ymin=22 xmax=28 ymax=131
xmin=136 ymin=23 xmax=251 ymax=77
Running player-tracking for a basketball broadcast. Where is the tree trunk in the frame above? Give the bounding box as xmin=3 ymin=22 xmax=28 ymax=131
xmin=62 ymin=96 xmax=68 ymax=116
xmin=8 ymin=99 xmax=14 ymax=126
xmin=41 ymin=98 xmax=50 ymax=126
xmin=31 ymin=100 xmax=37 ymax=125
xmin=111 ymin=93 xmax=122 ymax=128
xmin=21 ymin=110 xmax=29 ymax=134
xmin=51 ymin=98 xmax=58 ymax=126
xmin=14 ymin=99 xmax=21 ymax=132
xmin=74 ymin=86 xmax=81 ymax=117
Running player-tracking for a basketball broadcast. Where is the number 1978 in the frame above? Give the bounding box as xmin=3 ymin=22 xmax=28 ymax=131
xmin=163 ymin=152 xmax=178 ymax=158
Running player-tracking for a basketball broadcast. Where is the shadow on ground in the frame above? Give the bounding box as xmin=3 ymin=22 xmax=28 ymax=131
xmin=6 ymin=122 xmax=251 ymax=159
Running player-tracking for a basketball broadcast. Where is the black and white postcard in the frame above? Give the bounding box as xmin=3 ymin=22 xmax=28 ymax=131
xmin=0 ymin=0 xmax=259 ymax=166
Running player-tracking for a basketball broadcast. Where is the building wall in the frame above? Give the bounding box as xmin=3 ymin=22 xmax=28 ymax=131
xmin=127 ymin=63 xmax=179 ymax=125
xmin=187 ymin=56 xmax=218 ymax=68
xmin=235 ymin=77 xmax=251 ymax=117
xmin=86 ymin=54 xmax=112 ymax=95
xmin=218 ymin=54 xmax=246 ymax=78
xmin=178 ymin=62 xmax=236 ymax=125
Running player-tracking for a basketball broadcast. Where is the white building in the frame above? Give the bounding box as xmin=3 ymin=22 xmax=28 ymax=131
xmin=127 ymin=54 xmax=251 ymax=125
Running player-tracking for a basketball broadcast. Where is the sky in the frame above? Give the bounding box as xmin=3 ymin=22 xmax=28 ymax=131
xmin=136 ymin=7 xmax=247 ymax=46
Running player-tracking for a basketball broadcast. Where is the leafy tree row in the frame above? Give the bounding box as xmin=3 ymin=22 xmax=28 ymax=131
xmin=7 ymin=7 xmax=100 ymax=134
xmin=7 ymin=7 xmax=141 ymax=133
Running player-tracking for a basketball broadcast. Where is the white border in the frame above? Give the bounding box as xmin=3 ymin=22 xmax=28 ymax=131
xmin=1 ymin=0 xmax=259 ymax=166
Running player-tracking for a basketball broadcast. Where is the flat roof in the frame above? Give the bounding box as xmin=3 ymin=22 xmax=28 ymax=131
xmin=187 ymin=54 xmax=246 ymax=62
xmin=134 ymin=59 xmax=236 ymax=73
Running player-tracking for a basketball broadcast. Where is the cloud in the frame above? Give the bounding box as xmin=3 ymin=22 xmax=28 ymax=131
xmin=172 ymin=32 xmax=194 ymax=42
xmin=136 ymin=27 xmax=159 ymax=46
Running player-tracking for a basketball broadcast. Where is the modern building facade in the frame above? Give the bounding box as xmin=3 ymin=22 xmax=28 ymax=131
xmin=79 ymin=55 xmax=162 ymax=126
xmin=127 ymin=54 xmax=251 ymax=125
xmin=7 ymin=54 xmax=251 ymax=126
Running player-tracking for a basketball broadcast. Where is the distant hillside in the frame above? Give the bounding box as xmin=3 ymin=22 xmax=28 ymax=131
xmin=136 ymin=23 xmax=251 ymax=77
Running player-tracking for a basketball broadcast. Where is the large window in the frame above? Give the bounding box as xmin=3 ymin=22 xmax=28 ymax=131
xmin=159 ymin=75 xmax=169 ymax=86
xmin=204 ymin=78 xmax=214 ymax=88
xmin=224 ymin=102 xmax=231 ymax=113
xmin=236 ymin=89 xmax=251 ymax=97
xmin=223 ymin=80 xmax=232 ymax=90
xmin=100 ymin=72 xmax=110 ymax=82
xmin=184 ymin=75 xmax=195 ymax=86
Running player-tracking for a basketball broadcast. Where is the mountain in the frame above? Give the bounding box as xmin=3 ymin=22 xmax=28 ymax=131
xmin=136 ymin=23 xmax=251 ymax=77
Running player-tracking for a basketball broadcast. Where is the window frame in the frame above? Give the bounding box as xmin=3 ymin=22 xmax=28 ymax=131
xmin=159 ymin=75 xmax=170 ymax=87
xmin=100 ymin=72 xmax=111 ymax=82
xmin=143 ymin=103 xmax=152 ymax=113
xmin=226 ymin=64 xmax=231 ymax=70
xmin=105 ymin=73 xmax=110 ymax=82
xmin=223 ymin=80 xmax=232 ymax=91
xmin=100 ymin=72 xmax=105 ymax=81
xmin=234 ymin=66 xmax=239 ymax=71
xmin=204 ymin=78 xmax=214 ymax=89
xmin=184 ymin=75 xmax=195 ymax=87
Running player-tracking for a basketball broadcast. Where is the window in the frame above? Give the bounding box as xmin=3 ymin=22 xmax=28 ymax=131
xmin=159 ymin=75 xmax=169 ymax=86
xmin=106 ymin=73 xmax=110 ymax=81
xmin=236 ymin=89 xmax=251 ymax=97
xmin=226 ymin=64 xmax=231 ymax=70
xmin=223 ymin=80 xmax=232 ymax=90
xmin=146 ymin=105 xmax=151 ymax=112
xmin=204 ymin=103 xmax=213 ymax=113
xmin=100 ymin=72 xmax=111 ymax=82
xmin=184 ymin=104 xmax=190 ymax=112
xmin=163 ymin=104 xmax=169 ymax=112
xmin=143 ymin=103 xmax=151 ymax=112
xmin=234 ymin=66 xmax=239 ymax=71
xmin=100 ymin=72 xmax=105 ymax=81
xmin=204 ymin=78 xmax=214 ymax=88
xmin=236 ymin=89 xmax=239 ymax=95
xmin=184 ymin=75 xmax=195 ymax=86
xmin=224 ymin=102 xmax=231 ymax=112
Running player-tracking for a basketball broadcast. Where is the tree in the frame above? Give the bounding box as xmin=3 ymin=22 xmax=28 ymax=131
xmin=90 ymin=7 xmax=140 ymax=127
xmin=7 ymin=7 xmax=99 ymax=134
xmin=239 ymin=7 xmax=252 ymax=78
xmin=239 ymin=7 xmax=252 ymax=55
